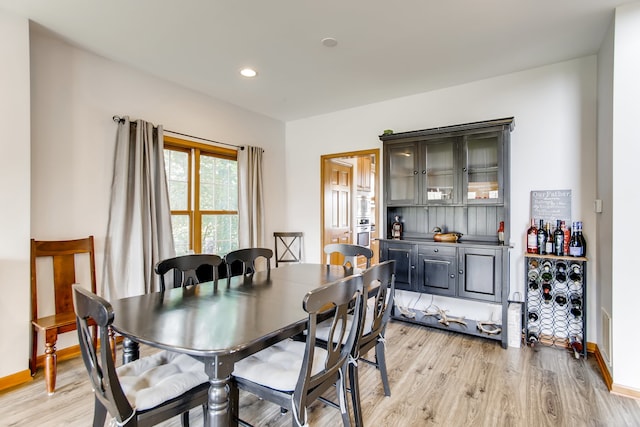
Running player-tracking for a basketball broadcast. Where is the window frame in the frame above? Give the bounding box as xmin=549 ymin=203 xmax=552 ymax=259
xmin=164 ymin=135 xmax=238 ymax=254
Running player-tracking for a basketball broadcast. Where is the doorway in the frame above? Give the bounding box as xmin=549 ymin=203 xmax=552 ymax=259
xmin=321 ymin=149 xmax=380 ymax=266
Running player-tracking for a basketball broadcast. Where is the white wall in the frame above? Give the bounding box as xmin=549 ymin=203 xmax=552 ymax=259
xmin=1 ymin=24 xmax=286 ymax=379
xmin=596 ymin=13 xmax=614 ymax=370
xmin=611 ymin=3 xmax=640 ymax=391
xmin=286 ymin=57 xmax=598 ymax=346
xmin=0 ymin=11 xmax=31 ymax=379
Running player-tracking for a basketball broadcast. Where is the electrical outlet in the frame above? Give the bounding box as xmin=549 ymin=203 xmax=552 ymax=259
xmin=594 ymin=199 xmax=603 ymax=213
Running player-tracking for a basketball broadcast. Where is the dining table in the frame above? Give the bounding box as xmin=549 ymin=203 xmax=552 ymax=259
xmin=109 ymin=263 xmax=355 ymax=427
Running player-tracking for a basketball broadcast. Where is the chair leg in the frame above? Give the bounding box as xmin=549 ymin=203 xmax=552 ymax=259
xmin=349 ymin=362 xmax=363 ymax=427
xmin=375 ymin=341 xmax=391 ymax=397
xmin=181 ymin=411 xmax=190 ymax=426
xmin=93 ymin=396 xmax=107 ymax=427
xmin=338 ymin=367 xmax=351 ymax=427
xmin=30 ymin=328 xmax=38 ymax=376
xmin=44 ymin=329 xmax=58 ymax=394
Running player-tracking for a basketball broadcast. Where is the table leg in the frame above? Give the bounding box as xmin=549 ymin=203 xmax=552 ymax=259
xmin=204 ymin=359 xmax=236 ymax=427
xmin=122 ymin=337 xmax=139 ymax=364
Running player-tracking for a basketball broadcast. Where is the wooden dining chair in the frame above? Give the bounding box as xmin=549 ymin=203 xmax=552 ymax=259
xmin=324 ymin=243 xmax=374 ymax=270
xmin=273 ymin=232 xmax=303 ymax=267
xmin=72 ymin=285 xmax=209 ymax=427
xmin=312 ymin=260 xmax=395 ymax=427
xmin=232 ymin=273 xmax=365 ymax=426
xmin=30 ymin=236 xmax=98 ymax=395
xmin=224 ymin=248 xmax=273 ymax=282
xmin=155 ymin=253 xmax=223 ymax=291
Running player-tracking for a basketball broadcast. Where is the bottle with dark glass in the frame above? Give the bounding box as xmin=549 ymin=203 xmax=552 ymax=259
xmin=542 ymin=282 xmax=552 ymax=303
xmin=545 ymin=222 xmax=554 ymax=255
xmin=577 ymin=221 xmax=587 ymax=256
xmin=554 ymin=219 xmax=564 ymax=256
xmin=537 ymin=219 xmax=547 ymax=255
xmin=527 ymin=325 xmax=539 ymax=346
xmin=569 ymin=292 xmax=583 ymax=317
xmin=527 ymin=218 xmax=538 ymax=254
xmin=569 ymin=221 xmax=584 ymax=257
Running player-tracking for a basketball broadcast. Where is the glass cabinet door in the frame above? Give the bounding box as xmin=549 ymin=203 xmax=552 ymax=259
xmin=423 ymin=138 xmax=456 ymax=204
xmin=385 ymin=142 xmax=419 ymax=205
xmin=463 ymin=132 xmax=502 ymax=204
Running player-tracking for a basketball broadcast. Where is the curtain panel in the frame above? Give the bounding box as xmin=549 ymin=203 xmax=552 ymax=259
xmin=238 ymin=146 xmax=265 ymax=250
xmin=102 ymin=117 xmax=175 ymax=299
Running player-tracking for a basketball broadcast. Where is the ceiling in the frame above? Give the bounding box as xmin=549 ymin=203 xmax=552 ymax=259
xmin=0 ymin=0 xmax=630 ymax=122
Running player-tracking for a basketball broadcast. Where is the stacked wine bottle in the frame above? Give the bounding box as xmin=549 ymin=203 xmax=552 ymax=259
xmin=525 ymin=254 xmax=586 ymax=358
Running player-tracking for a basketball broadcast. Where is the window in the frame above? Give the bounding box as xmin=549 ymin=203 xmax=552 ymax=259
xmin=164 ymin=136 xmax=238 ymax=256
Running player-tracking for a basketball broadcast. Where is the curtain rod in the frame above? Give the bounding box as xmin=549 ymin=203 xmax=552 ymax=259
xmin=112 ymin=115 xmax=244 ymax=151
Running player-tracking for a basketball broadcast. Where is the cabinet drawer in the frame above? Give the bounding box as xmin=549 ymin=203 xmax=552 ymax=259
xmin=417 ymin=245 xmax=457 ymax=257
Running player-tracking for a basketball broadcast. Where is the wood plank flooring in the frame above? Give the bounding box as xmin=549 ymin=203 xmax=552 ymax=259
xmin=1 ymin=320 xmax=639 ymax=426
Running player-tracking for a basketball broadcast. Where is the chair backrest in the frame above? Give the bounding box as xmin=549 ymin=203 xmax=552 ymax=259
xmin=225 ymin=248 xmax=273 ymax=279
xmin=155 ymin=254 xmax=223 ymax=291
xmin=324 ymin=243 xmax=374 ymax=270
xmin=31 ymin=236 xmax=97 ymax=323
xmin=294 ymin=273 xmax=364 ymax=424
xmin=273 ymin=232 xmax=303 ymax=267
xmin=359 ymin=260 xmax=396 ymax=354
xmin=72 ymin=285 xmax=134 ymax=425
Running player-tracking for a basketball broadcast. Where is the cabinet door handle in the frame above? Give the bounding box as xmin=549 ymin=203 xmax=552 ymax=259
xmin=411 ymin=265 xmax=415 ymax=269
xmin=450 ymin=274 xmax=455 ymax=279
xmin=462 ymin=167 xmax=467 ymax=172
xmin=433 ymin=248 xmax=439 ymax=252
xmin=422 ymin=170 xmax=426 ymax=174
xmin=413 ymin=170 xmax=418 ymax=175
xmin=459 ymin=269 xmax=464 ymax=275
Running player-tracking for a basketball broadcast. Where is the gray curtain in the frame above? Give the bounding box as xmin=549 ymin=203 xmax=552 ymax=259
xmin=238 ymin=146 xmax=265 ymax=249
xmin=102 ymin=117 xmax=175 ymax=299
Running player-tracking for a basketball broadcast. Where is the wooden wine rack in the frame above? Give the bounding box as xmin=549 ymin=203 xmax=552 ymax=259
xmin=524 ymin=253 xmax=587 ymax=358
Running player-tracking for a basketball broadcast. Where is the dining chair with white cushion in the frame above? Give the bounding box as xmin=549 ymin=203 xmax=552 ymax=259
xmin=314 ymin=260 xmax=396 ymax=427
xmin=232 ymin=273 xmax=365 ymax=426
xmin=72 ymin=285 xmax=209 ymax=427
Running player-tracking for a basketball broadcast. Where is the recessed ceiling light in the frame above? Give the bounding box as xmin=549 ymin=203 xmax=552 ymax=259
xmin=240 ymin=68 xmax=257 ymax=78
xmin=321 ymin=37 xmax=338 ymax=48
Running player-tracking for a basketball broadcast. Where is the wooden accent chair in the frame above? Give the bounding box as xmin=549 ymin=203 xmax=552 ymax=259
xmin=273 ymin=232 xmax=303 ymax=267
xmin=232 ymin=273 xmax=365 ymax=426
xmin=72 ymin=285 xmax=209 ymax=427
xmin=324 ymin=243 xmax=374 ymax=270
xmin=30 ymin=236 xmax=97 ymax=394
xmin=224 ymin=248 xmax=273 ymax=283
xmin=155 ymin=254 xmax=223 ymax=291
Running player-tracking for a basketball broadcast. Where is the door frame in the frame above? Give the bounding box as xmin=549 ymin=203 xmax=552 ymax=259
xmin=320 ymin=148 xmax=380 ymax=260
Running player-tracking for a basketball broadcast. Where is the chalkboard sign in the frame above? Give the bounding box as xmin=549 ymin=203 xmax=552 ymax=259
xmin=530 ymin=190 xmax=571 ymax=225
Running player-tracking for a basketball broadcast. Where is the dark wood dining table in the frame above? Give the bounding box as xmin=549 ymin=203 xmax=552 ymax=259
xmin=109 ymin=263 xmax=353 ymax=427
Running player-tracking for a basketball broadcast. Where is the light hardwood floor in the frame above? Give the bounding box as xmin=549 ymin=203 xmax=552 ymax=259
xmin=2 ymin=320 xmax=639 ymax=426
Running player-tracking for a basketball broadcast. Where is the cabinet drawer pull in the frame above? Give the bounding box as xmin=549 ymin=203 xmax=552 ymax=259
xmin=433 ymin=248 xmax=439 ymax=252
xmin=459 ymin=270 xmax=464 ymax=275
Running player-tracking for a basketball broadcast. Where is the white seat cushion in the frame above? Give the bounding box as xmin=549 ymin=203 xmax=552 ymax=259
xmin=233 ymin=339 xmax=328 ymax=392
xmin=117 ymin=350 xmax=208 ymax=411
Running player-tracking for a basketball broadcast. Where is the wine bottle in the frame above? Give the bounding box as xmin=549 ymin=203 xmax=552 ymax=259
xmin=554 ymin=219 xmax=564 ymax=256
xmin=542 ymin=282 xmax=552 ymax=303
xmin=527 ymin=219 xmax=538 ymax=254
xmin=545 ymin=222 xmax=554 ymax=255
xmin=497 ymin=221 xmax=505 ymax=244
xmin=577 ymin=221 xmax=587 ymax=256
xmin=537 ymin=219 xmax=547 ymax=255
xmin=527 ymin=325 xmax=539 ymax=346
xmin=561 ymin=220 xmax=570 ymax=255
xmin=569 ymin=221 xmax=584 ymax=257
